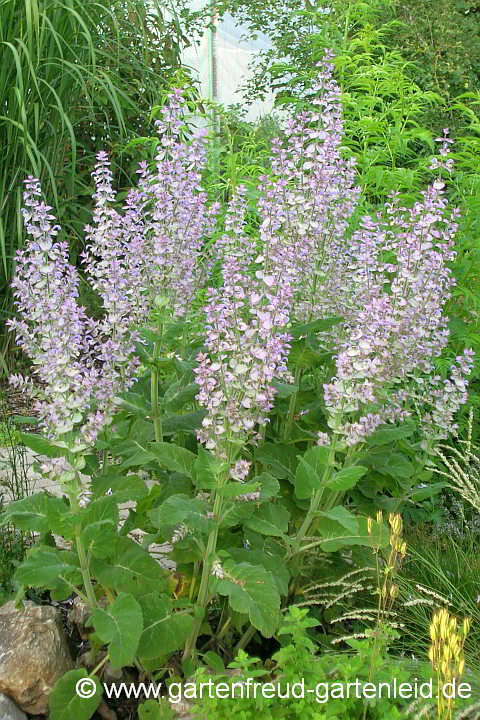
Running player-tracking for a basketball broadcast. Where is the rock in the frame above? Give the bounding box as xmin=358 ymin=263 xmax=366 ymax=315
xmin=0 ymin=601 xmax=73 ymax=715
xmin=0 ymin=693 xmax=27 ymax=720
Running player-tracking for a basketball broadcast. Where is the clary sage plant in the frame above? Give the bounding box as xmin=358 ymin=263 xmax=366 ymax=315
xmin=1 ymin=51 xmax=474 ymax=719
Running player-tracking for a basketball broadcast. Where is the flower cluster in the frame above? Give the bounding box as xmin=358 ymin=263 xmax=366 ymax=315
xmin=194 ymin=184 xmax=293 ymax=453
xmin=317 ymin=131 xmax=473 ymax=442
xmin=8 ymin=177 xmax=138 ymax=446
xmin=137 ymin=89 xmax=219 ymax=318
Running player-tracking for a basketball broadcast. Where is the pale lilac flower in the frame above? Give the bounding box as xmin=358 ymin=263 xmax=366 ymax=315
xmin=171 ymin=524 xmax=190 ymax=544
xmin=194 ymin=185 xmax=293 ymax=453
xmin=211 ymin=559 xmax=225 ymax=579
xmin=229 ymin=459 xmax=252 ymax=482
xmin=316 ymin=431 xmax=330 ymax=446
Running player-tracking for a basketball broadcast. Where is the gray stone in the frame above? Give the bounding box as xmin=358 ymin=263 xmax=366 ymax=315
xmin=0 ymin=693 xmax=27 ymax=720
xmin=0 ymin=601 xmax=73 ymax=715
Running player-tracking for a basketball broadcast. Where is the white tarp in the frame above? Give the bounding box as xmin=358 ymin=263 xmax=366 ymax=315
xmin=174 ymin=1 xmax=276 ymax=121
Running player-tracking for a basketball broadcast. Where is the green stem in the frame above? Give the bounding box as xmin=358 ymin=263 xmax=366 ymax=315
xmin=75 ymin=531 xmax=97 ymax=609
xmin=283 ymin=366 xmax=302 ymax=443
xmin=287 ymin=433 xmax=338 ymax=563
xmin=182 ymin=470 xmax=227 ymax=662
xmin=216 ymin=616 xmax=232 ymax=642
xmin=151 ymin=333 xmax=163 ymax=444
xmin=90 ymin=654 xmax=109 ymax=677
xmin=68 ymin=471 xmax=97 ymax=609
xmin=234 ymin=624 xmax=256 ymax=655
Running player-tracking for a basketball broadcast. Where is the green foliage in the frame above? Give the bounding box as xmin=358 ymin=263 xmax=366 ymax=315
xmin=187 ymin=607 xmax=442 ymax=720
xmin=48 ymin=669 xmax=102 ymax=720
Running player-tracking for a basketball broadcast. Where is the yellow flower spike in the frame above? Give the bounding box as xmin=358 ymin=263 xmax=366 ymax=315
xmin=463 ymin=618 xmax=471 ymax=635
xmin=458 ymin=658 xmax=465 ymax=675
xmin=390 ymin=584 xmax=399 ymax=599
xmin=367 ymin=517 xmax=373 ymax=535
xmin=376 ymin=510 xmax=383 ymax=525
xmin=428 ymin=646 xmax=435 ymax=663
xmin=389 ymin=513 xmax=402 ymax=535
xmin=449 ymin=617 xmax=457 ymax=632
xmin=430 ymin=625 xmax=437 ymax=641
xmin=443 ymin=646 xmax=452 ymax=661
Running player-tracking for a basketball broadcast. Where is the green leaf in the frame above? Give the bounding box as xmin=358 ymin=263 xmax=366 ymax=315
xmin=149 ymin=494 xmax=213 ymax=535
xmin=317 ymin=506 xmax=359 ymax=533
xmin=219 ymin=482 xmax=260 ymax=498
xmin=288 ymin=338 xmax=331 ymax=368
xmin=289 ymin=316 xmax=343 ymax=339
xmin=194 ymin=447 xmax=228 ymax=490
xmin=256 ymin=473 xmax=280 ymax=502
xmin=137 ymin=592 xmax=193 ymax=659
xmin=81 ymin=495 xmax=118 ymax=530
xmin=1 ymin=493 xmax=70 ymax=534
xmin=409 ymin=481 xmax=448 ymax=501
xmin=81 ymin=522 xmax=118 ymax=559
xmin=18 ymin=432 xmax=65 ymax=458
xmin=163 ymin=410 xmax=207 ymax=436
xmin=254 ymin=443 xmax=299 ymax=479
xmin=271 ymin=380 xmax=299 ymax=397
xmin=163 ymin=380 xmax=198 ymax=412
xmin=326 ymin=466 xmax=368 ymax=491
xmin=366 ymin=423 xmax=416 ymax=446
xmin=315 ymin=513 xmax=388 ymax=552
xmin=216 ymin=562 xmax=281 ymax=637
xmin=377 ymin=453 xmax=414 ymax=479
xmin=90 ymin=536 xmax=167 ymax=597
xmin=113 ymin=392 xmax=151 ymax=417
xmin=91 ymin=474 xmax=149 ymax=503
xmin=203 ymin=651 xmax=225 ymax=672
xmin=48 ymin=669 xmax=102 ymax=720
xmin=226 ymin=549 xmax=290 ymax=596
xmin=15 ymin=546 xmax=81 ymax=589
xmin=91 ymin=592 xmax=143 ymax=668
xmin=245 ymin=504 xmax=290 ymax=537
xmin=294 ymin=446 xmax=332 ymax=500
xmin=117 ymin=450 xmax=159 ymax=470
xmin=138 ymin=699 xmax=174 ymax=720
xmin=148 ymin=442 xmax=196 ymax=478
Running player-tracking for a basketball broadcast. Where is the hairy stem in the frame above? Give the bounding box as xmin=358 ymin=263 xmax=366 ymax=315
xmin=283 ymin=365 xmax=302 ymax=443
xmin=151 ymin=331 xmax=163 ymax=444
xmin=182 ymin=469 xmax=227 ymax=661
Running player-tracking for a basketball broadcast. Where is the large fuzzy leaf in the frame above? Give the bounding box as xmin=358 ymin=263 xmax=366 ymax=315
xmin=245 ymin=503 xmax=290 ymax=537
xmin=48 ymin=669 xmax=102 ymax=720
xmin=90 ymin=536 xmax=167 ymax=596
xmin=137 ymin=592 xmax=193 ymax=659
xmin=148 ymin=442 xmax=197 ymax=478
xmin=294 ymin=446 xmax=332 ymax=499
xmin=216 ymin=562 xmax=281 ymax=637
xmin=149 ymin=494 xmax=213 ymax=535
xmin=91 ymin=592 xmax=143 ymax=668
